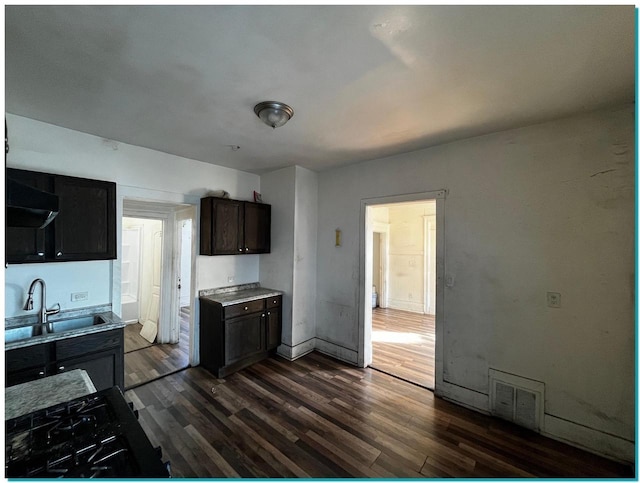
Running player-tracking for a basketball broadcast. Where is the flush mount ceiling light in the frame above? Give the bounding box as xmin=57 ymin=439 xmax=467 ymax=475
xmin=254 ymin=101 xmax=294 ymax=129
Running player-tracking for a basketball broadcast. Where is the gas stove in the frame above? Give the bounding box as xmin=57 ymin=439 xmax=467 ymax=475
xmin=5 ymin=386 xmax=170 ymax=478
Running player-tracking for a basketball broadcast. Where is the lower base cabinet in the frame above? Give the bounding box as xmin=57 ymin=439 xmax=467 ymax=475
xmin=5 ymin=328 xmax=124 ymax=391
xmin=200 ymin=295 xmax=282 ymax=378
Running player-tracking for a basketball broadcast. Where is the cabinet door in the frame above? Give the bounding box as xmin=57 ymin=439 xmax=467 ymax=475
xmin=52 ymin=175 xmax=116 ymax=261
xmin=224 ymin=313 xmax=265 ymax=365
xmin=244 ymin=202 xmax=271 ymax=253
xmin=57 ymin=349 xmax=122 ymax=391
xmin=5 ymin=169 xmax=50 ymax=263
xmin=56 ymin=329 xmax=124 ymax=390
xmin=212 ymin=199 xmax=244 ymax=254
xmin=266 ymin=308 xmax=281 ymax=350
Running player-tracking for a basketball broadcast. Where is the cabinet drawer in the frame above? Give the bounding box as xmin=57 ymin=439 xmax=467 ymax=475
xmin=225 ymin=299 xmax=265 ymax=319
xmin=6 ymin=343 xmax=49 ymax=372
xmin=266 ymin=296 xmax=281 ymax=308
xmin=56 ymin=329 xmax=122 ymax=360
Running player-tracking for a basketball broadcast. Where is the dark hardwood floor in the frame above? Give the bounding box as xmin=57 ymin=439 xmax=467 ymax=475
xmin=124 ymin=307 xmax=190 ymax=389
xmin=124 ymin=351 xmax=632 ymax=478
xmin=124 ymin=323 xmax=153 ymax=353
xmin=372 ymin=307 xmax=434 ymax=388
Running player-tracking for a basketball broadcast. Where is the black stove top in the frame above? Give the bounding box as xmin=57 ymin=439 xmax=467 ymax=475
xmin=5 ymin=386 xmax=169 ymax=478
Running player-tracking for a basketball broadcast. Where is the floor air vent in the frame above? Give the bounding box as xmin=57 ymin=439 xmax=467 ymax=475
xmin=489 ymin=369 xmax=544 ymax=432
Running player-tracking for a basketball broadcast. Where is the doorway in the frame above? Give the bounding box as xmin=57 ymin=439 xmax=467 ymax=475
xmin=360 ymin=191 xmax=445 ymax=391
xmin=121 ymin=200 xmax=195 ymax=389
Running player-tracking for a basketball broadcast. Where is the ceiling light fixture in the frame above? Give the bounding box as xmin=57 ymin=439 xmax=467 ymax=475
xmin=254 ymin=101 xmax=294 ymax=129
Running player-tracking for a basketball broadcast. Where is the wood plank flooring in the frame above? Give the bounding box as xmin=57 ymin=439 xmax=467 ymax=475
xmin=372 ymin=307 xmax=434 ymax=388
xmin=124 ymin=352 xmax=632 ymax=478
xmin=124 ymin=308 xmax=190 ymax=389
xmin=124 ymin=323 xmax=153 ymax=353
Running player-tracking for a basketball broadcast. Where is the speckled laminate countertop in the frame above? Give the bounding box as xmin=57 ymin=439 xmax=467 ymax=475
xmin=5 ymin=304 xmax=126 ymax=350
xmin=199 ymin=283 xmax=283 ymax=306
xmin=5 ymin=369 xmax=96 ymax=420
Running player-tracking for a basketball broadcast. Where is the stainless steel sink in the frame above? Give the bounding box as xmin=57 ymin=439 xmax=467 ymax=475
xmin=5 ymin=326 xmax=36 ymax=343
xmin=5 ymin=315 xmax=106 ymax=343
xmin=49 ymin=315 xmax=106 ymax=333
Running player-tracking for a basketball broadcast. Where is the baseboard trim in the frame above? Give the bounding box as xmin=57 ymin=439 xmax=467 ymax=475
xmin=314 ymin=339 xmax=359 ymax=365
xmin=435 ymin=379 xmax=490 ymax=414
xmin=543 ymin=414 xmax=634 ymax=464
xmin=277 ymin=338 xmax=316 ymax=361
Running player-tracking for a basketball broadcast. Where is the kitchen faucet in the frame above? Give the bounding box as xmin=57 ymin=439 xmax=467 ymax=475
xmin=24 ymin=278 xmax=60 ymax=333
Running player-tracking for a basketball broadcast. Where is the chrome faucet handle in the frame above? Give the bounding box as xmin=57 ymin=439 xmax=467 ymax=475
xmin=46 ymin=303 xmax=61 ymax=315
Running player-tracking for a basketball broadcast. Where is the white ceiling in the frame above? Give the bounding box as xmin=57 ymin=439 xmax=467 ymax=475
xmin=5 ymin=5 xmax=635 ymax=174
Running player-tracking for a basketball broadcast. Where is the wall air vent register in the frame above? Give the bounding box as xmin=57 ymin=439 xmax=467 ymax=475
xmin=489 ymin=368 xmax=545 ymax=432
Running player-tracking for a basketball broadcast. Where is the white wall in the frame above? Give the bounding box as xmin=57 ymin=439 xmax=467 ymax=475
xmin=5 ymin=114 xmax=261 ymax=332
xmin=315 ymin=104 xmax=634 ymax=460
xmin=291 ymin=166 xmax=318 ymax=347
xmin=259 ymin=165 xmax=318 ymax=360
xmin=259 ymin=166 xmax=296 ymax=352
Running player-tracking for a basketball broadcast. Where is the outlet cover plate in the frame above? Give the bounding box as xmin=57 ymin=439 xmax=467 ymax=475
xmin=71 ymin=292 xmax=89 ymax=302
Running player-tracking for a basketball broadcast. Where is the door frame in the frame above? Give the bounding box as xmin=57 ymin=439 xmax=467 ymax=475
xmin=174 ymin=206 xmax=197 ymax=350
xmin=121 ymin=199 xmax=194 ymax=345
xmin=358 ymin=190 xmax=446 ymax=390
xmin=371 ymin=222 xmax=389 ymax=308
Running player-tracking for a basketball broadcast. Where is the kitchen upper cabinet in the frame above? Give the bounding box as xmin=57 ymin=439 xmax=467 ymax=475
xmin=200 ymin=198 xmax=243 ymax=255
xmin=244 ymin=202 xmax=271 ymax=253
xmin=53 ymin=175 xmax=116 ymax=261
xmin=5 ymin=168 xmax=116 ymax=263
xmin=200 ymin=197 xmax=271 ymax=255
xmin=5 ymin=170 xmax=50 ymax=263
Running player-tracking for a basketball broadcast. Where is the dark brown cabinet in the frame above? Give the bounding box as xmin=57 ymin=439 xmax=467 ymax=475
xmin=5 ymin=328 xmax=124 ymax=391
xmin=6 ymin=168 xmax=116 ymax=264
xmin=200 ymin=197 xmax=270 ymax=255
xmin=265 ymin=296 xmax=281 ymax=351
xmin=199 ymin=294 xmax=282 ymax=377
xmin=52 ymin=174 xmax=116 ymax=261
xmin=6 ymin=170 xmax=51 ymax=263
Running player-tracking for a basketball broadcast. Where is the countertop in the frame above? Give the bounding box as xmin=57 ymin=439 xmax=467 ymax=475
xmin=5 ymin=369 xmax=96 ymax=420
xmin=5 ymin=304 xmax=126 ymax=350
xmin=199 ymin=283 xmax=283 ymax=306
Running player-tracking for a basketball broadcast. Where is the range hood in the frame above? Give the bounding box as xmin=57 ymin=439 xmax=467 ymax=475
xmin=6 ymin=178 xmax=59 ymax=228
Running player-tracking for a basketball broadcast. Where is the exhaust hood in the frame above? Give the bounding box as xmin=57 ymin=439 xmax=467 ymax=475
xmin=6 ymin=178 xmax=59 ymax=228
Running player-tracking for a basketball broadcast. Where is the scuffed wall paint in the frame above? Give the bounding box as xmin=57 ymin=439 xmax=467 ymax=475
xmin=315 ymin=104 xmax=634 ymax=457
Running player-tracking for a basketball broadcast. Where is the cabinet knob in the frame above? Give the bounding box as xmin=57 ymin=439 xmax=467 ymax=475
xmin=37 ymin=252 xmax=44 ymax=257
xmin=267 ymin=311 xmax=271 ymax=315
xmin=261 ymin=313 xmax=265 ymax=318
xmin=244 ymin=306 xmax=248 ymax=311
xmin=273 ymin=300 xmax=277 ymax=304
xmin=245 ymin=247 xmax=249 ymax=252
xmin=56 ymin=251 xmax=63 ymax=257
xmin=38 ymin=371 xmax=45 ymax=377
xmin=238 ymin=248 xmax=244 ymax=252
xmin=58 ymin=366 xmax=65 ymax=371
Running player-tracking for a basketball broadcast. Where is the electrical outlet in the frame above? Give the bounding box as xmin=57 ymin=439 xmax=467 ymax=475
xmin=227 ymin=276 xmax=235 ymax=284
xmin=546 ymin=292 xmax=561 ymax=308
xmin=71 ymin=291 xmax=88 ymax=302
